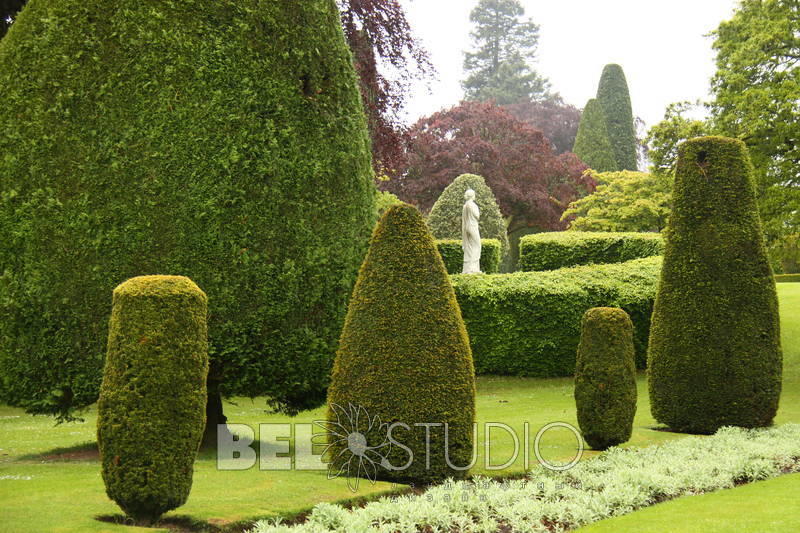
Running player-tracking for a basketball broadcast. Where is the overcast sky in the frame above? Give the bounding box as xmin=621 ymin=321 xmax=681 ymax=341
xmin=400 ymin=0 xmax=739 ymax=129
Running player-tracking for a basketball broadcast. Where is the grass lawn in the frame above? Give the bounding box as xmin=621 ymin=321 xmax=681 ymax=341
xmin=1 ymin=283 xmax=799 ymax=532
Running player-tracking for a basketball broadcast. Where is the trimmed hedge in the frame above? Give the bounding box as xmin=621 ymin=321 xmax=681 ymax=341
xmin=427 ymin=174 xmax=510 ymax=260
xmin=0 ymin=0 xmax=375 ymax=419
xmin=573 ymin=98 xmax=618 ymax=173
xmin=518 ymin=232 xmax=663 ymax=271
xmin=575 ymin=307 xmax=637 ymax=450
xmin=328 ymin=204 xmax=476 ymax=483
xmin=451 ymin=257 xmax=661 ymax=376
xmin=436 ymin=239 xmax=501 ymax=274
xmin=648 ymin=136 xmax=782 ymax=434
xmin=97 ymin=276 xmax=208 ymax=525
xmin=775 ymin=273 xmax=800 ymax=283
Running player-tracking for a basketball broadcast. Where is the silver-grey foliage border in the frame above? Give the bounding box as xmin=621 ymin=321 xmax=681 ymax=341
xmin=250 ymin=424 xmax=800 ymax=533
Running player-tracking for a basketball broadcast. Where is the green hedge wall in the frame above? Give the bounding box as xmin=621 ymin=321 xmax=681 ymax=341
xmin=775 ymin=273 xmax=800 ymax=283
xmin=518 ymin=232 xmax=663 ymax=271
xmin=436 ymin=239 xmax=501 ymax=275
xmin=451 ymin=257 xmax=661 ymax=376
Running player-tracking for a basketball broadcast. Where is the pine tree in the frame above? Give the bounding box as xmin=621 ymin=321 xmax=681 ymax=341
xmin=573 ymin=99 xmax=618 ymax=172
xmin=596 ymin=64 xmax=638 ymax=171
xmin=462 ymin=0 xmax=549 ymax=105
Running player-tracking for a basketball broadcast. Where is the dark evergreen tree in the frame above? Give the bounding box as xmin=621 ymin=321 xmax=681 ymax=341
xmin=573 ymin=99 xmax=618 ymax=172
xmin=462 ymin=0 xmax=549 ymax=105
xmin=596 ymin=64 xmax=638 ymax=171
xmin=0 ymin=0 xmax=375 ymax=436
xmin=648 ymin=137 xmax=782 ymax=434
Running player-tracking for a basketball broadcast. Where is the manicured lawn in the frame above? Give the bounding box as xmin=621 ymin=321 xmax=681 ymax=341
xmin=1 ymin=283 xmax=799 ymax=531
xmin=579 ymin=474 xmax=800 ymax=532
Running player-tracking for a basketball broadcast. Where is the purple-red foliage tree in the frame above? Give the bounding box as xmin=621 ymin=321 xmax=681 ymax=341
xmin=387 ymin=101 xmax=593 ymax=232
xmin=338 ymin=0 xmax=434 ymax=175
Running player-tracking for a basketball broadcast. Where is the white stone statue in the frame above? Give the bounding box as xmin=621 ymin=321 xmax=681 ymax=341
xmin=461 ymin=188 xmax=482 ymax=274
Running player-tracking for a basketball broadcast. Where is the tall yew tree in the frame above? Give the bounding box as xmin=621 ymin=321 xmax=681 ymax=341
xmin=462 ymin=0 xmax=550 ymax=105
xmin=596 ymin=64 xmax=638 ymax=171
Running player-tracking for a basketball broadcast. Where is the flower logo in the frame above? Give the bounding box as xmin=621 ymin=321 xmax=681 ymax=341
xmin=315 ymin=403 xmax=393 ymax=491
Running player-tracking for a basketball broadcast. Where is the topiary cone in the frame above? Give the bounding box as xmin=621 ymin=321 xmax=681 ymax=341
xmin=647 ymin=136 xmax=782 ymax=434
xmin=98 ymin=276 xmax=208 ymax=525
xmin=327 ymin=204 xmax=476 ymax=484
xmin=574 ymin=307 xmax=637 ymax=450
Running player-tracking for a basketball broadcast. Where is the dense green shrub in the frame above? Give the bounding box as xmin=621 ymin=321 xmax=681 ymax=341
xmin=427 ymin=174 xmax=510 ymax=260
xmin=97 ymin=276 xmax=208 ymax=525
xmin=0 ymin=0 xmax=374 ymax=420
xmin=436 ymin=239 xmax=501 ymax=274
xmin=375 ymin=190 xmax=403 ymax=218
xmin=572 ymin=99 xmax=618 ymax=172
xmin=596 ymin=64 xmax=637 ymax=171
xmin=328 ymin=204 xmax=476 ymax=483
xmin=575 ymin=307 xmax=637 ymax=450
xmin=518 ymin=232 xmax=663 ymax=271
xmin=775 ymin=273 xmax=800 ymax=283
xmin=648 ymin=136 xmax=782 ymax=434
xmin=451 ymin=257 xmax=661 ymax=376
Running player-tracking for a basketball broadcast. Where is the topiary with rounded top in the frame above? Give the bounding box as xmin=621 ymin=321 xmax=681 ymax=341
xmin=572 ymin=99 xmax=618 ymax=173
xmin=647 ymin=136 xmax=782 ymax=434
xmin=427 ymin=173 xmax=510 ymax=260
xmin=574 ymin=307 xmax=637 ymax=450
xmin=327 ymin=204 xmax=476 ymax=483
xmin=596 ymin=64 xmax=638 ymax=171
xmin=0 ymin=0 xmax=375 ymax=422
xmin=97 ymin=275 xmax=208 ymax=525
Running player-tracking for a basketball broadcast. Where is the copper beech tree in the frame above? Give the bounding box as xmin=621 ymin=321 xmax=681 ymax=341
xmin=386 ymin=101 xmax=593 ymax=233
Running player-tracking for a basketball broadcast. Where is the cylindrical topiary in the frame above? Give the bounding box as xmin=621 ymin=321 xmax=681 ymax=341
xmin=0 ymin=0 xmax=375 ymax=423
xmin=574 ymin=307 xmax=637 ymax=450
xmin=648 ymin=136 xmax=782 ymax=434
xmin=573 ymin=99 xmax=618 ymax=173
xmin=596 ymin=64 xmax=637 ymax=171
xmin=427 ymin=174 xmax=510 ymax=261
xmin=327 ymin=204 xmax=476 ymax=484
xmin=97 ymin=276 xmax=209 ymax=525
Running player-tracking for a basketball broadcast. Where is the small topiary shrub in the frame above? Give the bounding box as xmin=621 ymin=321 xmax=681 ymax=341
xmin=451 ymin=257 xmax=662 ymax=376
xmin=427 ymin=174 xmax=510 ymax=261
xmin=572 ymin=98 xmax=618 ymax=173
xmin=575 ymin=307 xmax=637 ymax=450
xmin=97 ymin=276 xmax=208 ymax=525
xmin=518 ymin=232 xmax=663 ymax=271
xmin=328 ymin=204 xmax=476 ymax=483
xmin=436 ymin=239 xmax=501 ymax=274
xmin=648 ymin=136 xmax=782 ymax=434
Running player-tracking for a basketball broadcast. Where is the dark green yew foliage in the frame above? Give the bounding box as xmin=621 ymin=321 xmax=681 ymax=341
xmin=572 ymin=99 xmax=618 ymax=173
xmin=427 ymin=174 xmax=510 ymax=260
xmin=596 ymin=64 xmax=638 ymax=171
xmin=0 ymin=0 xmax=374 ymax=419
xmin=97 ymin=276 xmax=208 ymax=525
xmin=328 ymin=204 xmax=476 ymax=483
xmin=648 ymin=136 xmax=782 ymax=434
xmin=575 ymin=307 xmax=637 ymax=450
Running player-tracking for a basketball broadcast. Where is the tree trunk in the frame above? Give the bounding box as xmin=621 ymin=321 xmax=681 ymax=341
xmin=201 ymin=382 xmax=231 ymax=450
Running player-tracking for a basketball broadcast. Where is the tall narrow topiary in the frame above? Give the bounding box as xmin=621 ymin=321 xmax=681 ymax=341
xmin=648 ymin=136 xmax=782 ymax=434
xmin=572 ymin=99 xmax=618 ymax=173
xmin=0 ymin=0 xmax=374 ymax=426
xmin=327 ymin=204 xmax=476 ymax=483
xmin=427 ymin=174 xmax=510 ymax=261
xmin=596 ymin=64 xmax=638 ymax=171
xmin=98 ymin=276 xmax=208 ymax=525
xmin=574 ymin=307 xmax=637 ymax=450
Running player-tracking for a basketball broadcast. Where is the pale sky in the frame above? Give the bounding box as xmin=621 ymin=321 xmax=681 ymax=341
xmin=400 ymin=0 xmax=739 ymax=129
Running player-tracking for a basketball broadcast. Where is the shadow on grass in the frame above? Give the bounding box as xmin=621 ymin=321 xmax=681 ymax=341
xmin=96 ymin=513 xmax=221 ymax=532
xmin=18 ymin=440 xmax=98 ymax=462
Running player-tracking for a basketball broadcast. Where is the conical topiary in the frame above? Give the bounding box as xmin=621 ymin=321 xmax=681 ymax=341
xmin=98 ymin=276 xmax=208 ymax=525
xmin=0 ymin=0 xmax=375 ymax=423
xmin=427 ymin=173 xmax=510 ymax=261
xmin=574 ymin=307 xmax=637 ymax=450
xmin=647 ymin=136 xmax=782 ymax=434
xmin=327 ymin=204 xmax=476 ymax=484
xmin=596 ymin=64 xmax=638 ymax=171
xmin=572 ymin=99 xmax=618 ymax=173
